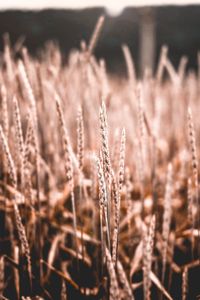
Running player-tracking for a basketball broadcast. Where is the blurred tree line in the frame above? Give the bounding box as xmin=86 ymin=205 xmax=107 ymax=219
xmin=0 ymin=6 xmax=200 ymax=75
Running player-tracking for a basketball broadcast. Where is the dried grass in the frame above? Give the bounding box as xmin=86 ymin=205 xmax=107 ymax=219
xmin=0 ymin=15 xmax=199 ymax=300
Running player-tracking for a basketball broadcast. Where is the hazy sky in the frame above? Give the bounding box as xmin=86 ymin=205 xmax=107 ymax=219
xmin=0 ymin=0 xmax=200 ymax=15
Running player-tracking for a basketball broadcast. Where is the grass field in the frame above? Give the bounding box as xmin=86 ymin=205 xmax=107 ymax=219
xmin=0 ymin=15 xmax=200 ymax=300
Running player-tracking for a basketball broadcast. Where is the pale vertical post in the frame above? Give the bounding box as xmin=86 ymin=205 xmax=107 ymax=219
xmin=139 ymin=8 xmax=156 ymax=76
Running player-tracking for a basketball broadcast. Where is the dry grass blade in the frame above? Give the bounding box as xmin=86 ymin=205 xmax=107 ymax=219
xmin=41 ymin=260 xmax=79 ymax=290
xmin=149 ymin=271 xmax=173 ymax=300
xmin=130 ymin=240 xmax=143 ymax=278
xmin=58 ymin=224 xmax=100 ymax=245
xmin=47 ymin=235 xmax=62 ymax=277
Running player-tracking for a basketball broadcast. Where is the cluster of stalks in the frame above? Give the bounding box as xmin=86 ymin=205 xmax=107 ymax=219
xmin=0 ymin=15 xmax=200 ymax=300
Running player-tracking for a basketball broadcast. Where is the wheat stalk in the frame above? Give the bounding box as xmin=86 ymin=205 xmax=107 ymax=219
xmin=122 ymin=44 xmax=136 ymax=87
xmin=187 ymin=106 xmax=199 ymax=256
xmin=111 ymin=171 xmax=120 ymax=266
xmin=105 ymin=248 xmax=120 ymax=300
xmin=0 ymin=85 xmax=9 ymax=139
xmin=187 ymin=107 xmax=198 ymax=192
xmin=182 ymin=267 xmax=188 ymax=300
xmin=118 ymin=128 xmax=126 ymax=194
xmin=96 ymin=156 xmax=111 ymax=252
xmin=0 ymin=256 xmax=4 ymax=297
xmin=162 ymin=163 xmax=173 ymax=285
xmin=55 ymin=93 xmax=78 ymax=255
xmin=0 ymin=125 xmax=17 ymax=189
xmin=99 ymin=101 xmax=112 ymax=184
xmin=143 ymin=215 xmax=156 ymax=300
xmin=13 ymin=96 xmax=25 ymax=188
xmin=187 ymin=177 xmax=195 ymax=257
xmin=61 ymin=280 xmax=68 ymax=300
xmin=3 ymin=34 xmax=14 ymax=83
xmin=88 ymin=15 xmax=105 ymax=56
xmin=156 ymin=45 xmax=168 ymax=84
xmin=178 ymin=56 xmax=188 ymax=82
xmin=77 ymin=106 xmax=84 ymax=171
xmin=18 ymin=60 xmax=38 ymax=127
xmin=117 ymin=260 xmax=134 ymax=300
xmin=13 ymin=202 xmax=32 ymax=289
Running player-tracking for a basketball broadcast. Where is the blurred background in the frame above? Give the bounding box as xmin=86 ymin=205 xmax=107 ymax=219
xmin=0 ymin=1 xmax=200 ymax=75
